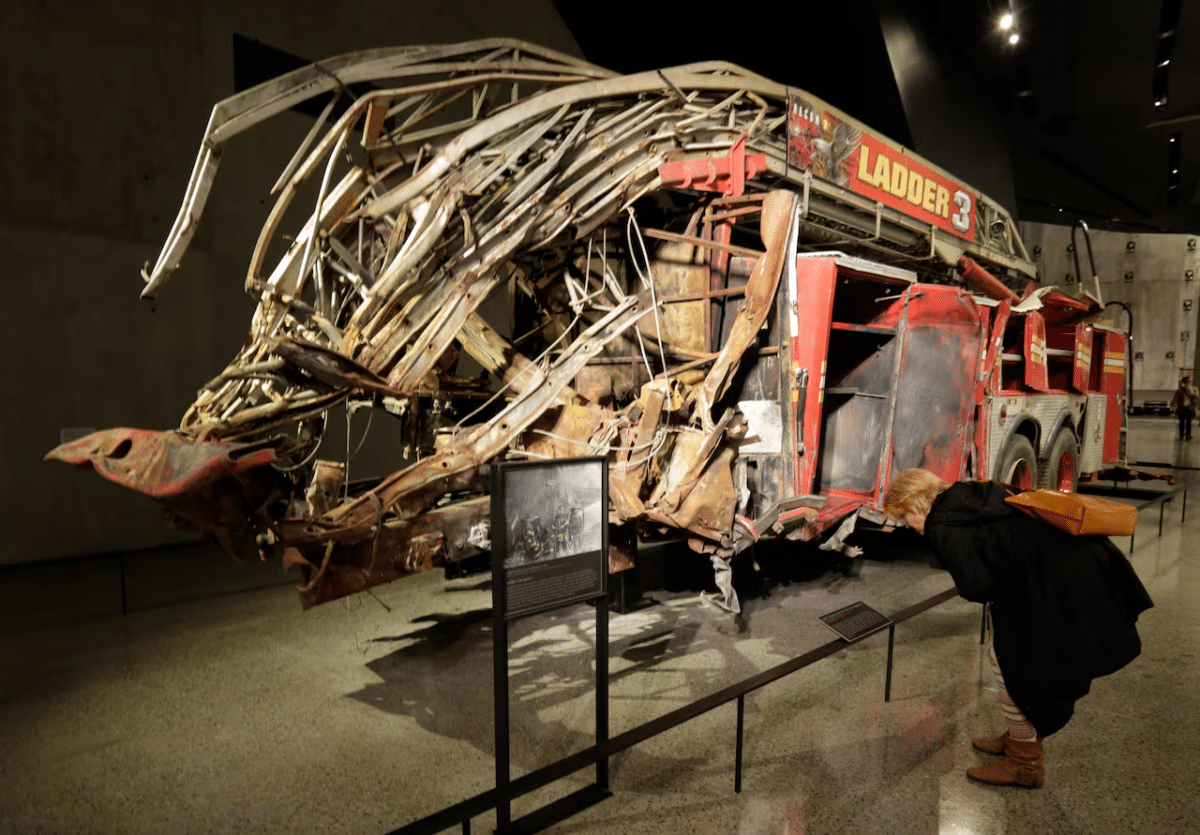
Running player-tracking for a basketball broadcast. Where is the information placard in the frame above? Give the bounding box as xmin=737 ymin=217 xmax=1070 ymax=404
xmin=817 ymin=601 xmax=892 ymax=642
xmin=491 ymin=457 xmax=607 ymax=619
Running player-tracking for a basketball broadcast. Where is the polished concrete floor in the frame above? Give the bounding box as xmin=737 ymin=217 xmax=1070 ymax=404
xmin=1 ymin=419 xmax=1198 ymax=834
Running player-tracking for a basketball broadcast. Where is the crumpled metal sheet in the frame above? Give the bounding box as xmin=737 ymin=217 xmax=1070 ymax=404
xmin=285 ymin=495 xmax=490 ymax=608
xmin=45 ymin=428 xmax=276 ymax=498
xmin=266 ymin=336 xmax=396 ymax=395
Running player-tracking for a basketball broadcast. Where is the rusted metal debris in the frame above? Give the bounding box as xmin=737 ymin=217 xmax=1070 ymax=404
xmin=47 ymin=39 xmax=1033 ymax=610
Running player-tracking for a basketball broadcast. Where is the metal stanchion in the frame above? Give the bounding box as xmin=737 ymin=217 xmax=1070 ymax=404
xmin=735 ymin=695 xmax=745 ymax=793
xmin=884 ymin=626 xmax=896 ymax=703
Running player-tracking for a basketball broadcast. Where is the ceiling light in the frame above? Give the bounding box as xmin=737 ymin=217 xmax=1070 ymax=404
xmin=1171 ymin=137 xmax=1177 ymax=142
xmin=1159 ymin=59 xmax=1171 ymax=67
xmin=1008 ymin=32 xmax=1020 ymax=45
xmin=1000 ymin=12 xmax=1014 ymax=30
xmin=1173 ymin=169 xmax=1179 ymax=174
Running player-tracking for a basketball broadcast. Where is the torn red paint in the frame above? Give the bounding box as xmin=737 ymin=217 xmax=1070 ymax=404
xmin=46 ymin=428 xmax=276 ymax=498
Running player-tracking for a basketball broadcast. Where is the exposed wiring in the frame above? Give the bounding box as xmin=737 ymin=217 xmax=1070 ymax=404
xmin=271 ymin=410 xmax=330 ymax=472
xmin=343 ymin=404 xmax=376 ymax=496
xmin=624 ymin=207 xmax=672 ymax=380
xmin=349 ymin=406 xmax=375 ymax=460
xmin=342 ymin=593 xmax=384 ymax=655
xmin=452 ymin=306 xmax=585 ymax=432
xmin=624 ymin=207 xmax=676 ymax=456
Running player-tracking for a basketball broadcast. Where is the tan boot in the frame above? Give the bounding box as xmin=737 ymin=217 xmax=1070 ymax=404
xmin=972 ymin=730 xmax=1041 ymax=755
xmin=971 ymin=731 xmax=1008 ymax=755
xmin=966 ymin=737 xmax=1045 ymax=788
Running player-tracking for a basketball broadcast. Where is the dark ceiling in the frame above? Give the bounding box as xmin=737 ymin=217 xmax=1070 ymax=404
xmin=554 ymin=0 xmax=1200 ymax=234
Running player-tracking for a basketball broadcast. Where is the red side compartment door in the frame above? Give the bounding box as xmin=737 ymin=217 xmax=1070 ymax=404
xmin=789 ymin=257 xmax=836 ymax=495
xmin=1100 ymin=331 xmax=1126 ymax=463
xmin=887 ymin=287 xmax=988 ymax=486
xmin=1073 ymin=322 xmax=1094 ymax=392
xmin=1024 ymin=312 xmax=1049 ymax=393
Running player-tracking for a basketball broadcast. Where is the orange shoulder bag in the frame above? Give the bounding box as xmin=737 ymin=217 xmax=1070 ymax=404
xmin=1003 ymin=489 xmax=1137 ymax=537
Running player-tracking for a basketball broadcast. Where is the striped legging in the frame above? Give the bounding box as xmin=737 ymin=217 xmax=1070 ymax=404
xmin=987 ymin=641 xmax=1038 ymax=741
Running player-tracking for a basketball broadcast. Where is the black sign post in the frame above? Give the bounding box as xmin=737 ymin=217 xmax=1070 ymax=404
xmin=490 ymin=457 xmax=610 ymax=833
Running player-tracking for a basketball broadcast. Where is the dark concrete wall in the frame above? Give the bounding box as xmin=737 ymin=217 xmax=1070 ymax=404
xmin=878 ymin=3 xmax=1019 ymax=219
xmin=0 ymin=1 xmax=580 ymax=565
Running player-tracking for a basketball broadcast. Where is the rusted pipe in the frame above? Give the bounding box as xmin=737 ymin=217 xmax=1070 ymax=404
xmin=956 ymin=255 xmax=1020 ymax=303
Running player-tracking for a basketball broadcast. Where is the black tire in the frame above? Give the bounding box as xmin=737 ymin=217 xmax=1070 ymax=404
xmin=1038 ymin=428 xmax=1080 ymax=492
xmin=994 ymin=434 xmax=1038 ymax=490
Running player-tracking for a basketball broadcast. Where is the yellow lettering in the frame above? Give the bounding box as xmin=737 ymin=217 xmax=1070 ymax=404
xmin=906 ymin=171 xmax=924 ymax=205
xmin=935 ymin=185 xmax=950 ymax=218
xmin=857 ymin=147 xmax=874 ymax=185
xmin=922 ymin=178 xmax=937 ymax=212
xmin=890 ymin=162 xmax=908 ymax=197
xmin=873 ymin=154 xmax=890 ymax=193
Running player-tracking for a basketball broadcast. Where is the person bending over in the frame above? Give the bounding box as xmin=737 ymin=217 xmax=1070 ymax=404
xmin=884 ymin=468 xmax=1152 ymax=788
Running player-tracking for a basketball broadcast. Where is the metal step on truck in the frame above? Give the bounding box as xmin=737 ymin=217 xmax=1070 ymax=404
xmin=47 ymin=39 xmax=1132 ymax=612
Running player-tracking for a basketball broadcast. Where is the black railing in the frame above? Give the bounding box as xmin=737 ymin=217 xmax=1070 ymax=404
xmin=1078 ymin=483 xmax=1188 ymax=552
xmin=387 ymin=584 xmax=965 ymax=835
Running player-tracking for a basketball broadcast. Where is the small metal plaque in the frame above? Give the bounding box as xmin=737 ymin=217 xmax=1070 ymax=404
xmin=818 ymin=601 xmax=892 ymax=642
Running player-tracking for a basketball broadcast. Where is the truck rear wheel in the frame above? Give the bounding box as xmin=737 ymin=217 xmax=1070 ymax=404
xmin=1038 ymin=428 xmax=1080 ymax=493
xmin=995 ymin=434 xmax=1038 ymax=490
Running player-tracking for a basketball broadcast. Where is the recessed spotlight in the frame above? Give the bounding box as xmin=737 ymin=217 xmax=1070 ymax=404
xmin=1008 ymin=32 xmax=1020 ymax=45
xmin=1171 ymin=137 xmax=1177 ymax=142
xmin=1173 ymin=169 xmax=1180 ymax=174
xmin=1159 ymin=59 xmax=1171 ymax=67
xmin=1000 ymin=12 xmax=1014 ymax=30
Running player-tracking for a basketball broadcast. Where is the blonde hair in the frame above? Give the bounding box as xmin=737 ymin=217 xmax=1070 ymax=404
xmin=884 ymin=468 xmax=951 ymax=521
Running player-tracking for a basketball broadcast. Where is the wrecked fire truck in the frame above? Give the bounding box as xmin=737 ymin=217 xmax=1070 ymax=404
xmin=47 ymin=39 xmax=1129 ymax=612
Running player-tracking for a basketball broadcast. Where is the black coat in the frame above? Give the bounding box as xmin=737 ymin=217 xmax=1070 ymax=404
xmin=925 ymin=481 xmax=1153 ymax=736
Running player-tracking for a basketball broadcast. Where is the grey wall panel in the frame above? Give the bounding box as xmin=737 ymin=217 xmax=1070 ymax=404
xmin=1020 ymin=221 xmax=1200 ymax=400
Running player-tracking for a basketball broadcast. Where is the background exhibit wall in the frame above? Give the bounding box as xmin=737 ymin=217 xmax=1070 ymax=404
xmin=1019 ymin=221 xmax=1200 ymax=404
xmin=0 ymin=1 xmax=581 ymax=566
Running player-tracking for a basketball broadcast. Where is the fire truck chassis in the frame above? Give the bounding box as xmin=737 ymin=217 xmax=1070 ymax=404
xmin=45 ymin=39 xmax=1132 ymax=612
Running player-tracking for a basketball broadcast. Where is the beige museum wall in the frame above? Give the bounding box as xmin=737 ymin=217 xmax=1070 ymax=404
xmin=1018 ymin=221 xmax=1200 ymax=404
